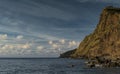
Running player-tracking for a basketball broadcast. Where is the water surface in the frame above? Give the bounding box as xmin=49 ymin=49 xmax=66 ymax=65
xmin=0 ymin=58 xmax=119 ymax=74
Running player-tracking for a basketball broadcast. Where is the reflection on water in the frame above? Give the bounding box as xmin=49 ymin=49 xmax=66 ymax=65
xmin=0 ymin=58 xmax=119 ymax=74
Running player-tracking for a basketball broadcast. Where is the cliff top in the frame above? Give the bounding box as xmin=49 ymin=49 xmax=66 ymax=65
xmin=104 ymin=6 xmax=120 ymax=12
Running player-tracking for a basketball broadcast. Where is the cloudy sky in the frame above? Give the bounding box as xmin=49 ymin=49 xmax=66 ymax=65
xmin=0 ymin=0 xmax=119 ymax=57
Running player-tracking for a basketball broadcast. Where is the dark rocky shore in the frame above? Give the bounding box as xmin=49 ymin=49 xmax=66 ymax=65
xmin=60 ymin=6 xmax=120 ymax=68
xmin=86 ymin=57 xmax=120 ymax=68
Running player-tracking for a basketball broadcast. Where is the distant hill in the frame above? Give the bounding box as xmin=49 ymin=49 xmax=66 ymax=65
xmin=60 ymin=6 xmax=120 ymax=60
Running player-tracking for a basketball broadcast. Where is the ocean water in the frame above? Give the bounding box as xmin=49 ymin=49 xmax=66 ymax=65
xmin=0 ymin=58 xmax=119 ymax=74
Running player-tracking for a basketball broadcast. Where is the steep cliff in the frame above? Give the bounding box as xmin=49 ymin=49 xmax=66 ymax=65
xmin=60 ymin=6 xmax=120 ymax=60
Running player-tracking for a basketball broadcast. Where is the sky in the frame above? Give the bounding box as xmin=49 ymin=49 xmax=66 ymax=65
xmin=0 ymin=0 xmax=120 ymax=57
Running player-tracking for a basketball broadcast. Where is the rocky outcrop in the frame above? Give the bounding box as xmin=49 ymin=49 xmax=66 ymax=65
xmin=60 ymin=6 xmax=120 ymax=67
xmin=86 ymin=56 xmax=120 ymax=68
xmin=60 ymin=49 xmax=76 ymax=58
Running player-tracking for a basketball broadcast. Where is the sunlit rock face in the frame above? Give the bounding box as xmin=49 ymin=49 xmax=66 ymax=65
xmin=60 ymin=6 xmax=120 ymax=60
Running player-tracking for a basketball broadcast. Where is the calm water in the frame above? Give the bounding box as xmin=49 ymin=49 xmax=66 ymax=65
xmin=0 ymin=58 xmax=119 ymax=74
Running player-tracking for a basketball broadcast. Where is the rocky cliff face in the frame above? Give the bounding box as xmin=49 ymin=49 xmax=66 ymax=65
xmin=60 ymin=6 xmax=120 ymax=60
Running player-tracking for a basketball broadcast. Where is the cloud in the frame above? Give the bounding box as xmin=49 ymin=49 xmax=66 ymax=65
xmin=59 ymin=39 xmax=65 ymax=44
xmin=0 ymin=0 xmax=100 ymax=57
xmin=48 ymin=40 xmax=53 ymax=45
xmin=0 ymin=43 xmax=32 ymax=55
xmin=19 ymin=43 xmax=31 ymax=49
xmin=47 ymin=39 xmax=80 ymax=54
xmin=0 ymin=34 xmax=7 ymax=40
xmin=96 ymin=0 xmax=120 ymax=4
xmin=37 ymin=46 xmax=44 ymax=52
xmin=0 ymin=0 xmax=76 ymax=21
xmin=76 ymin=0 xmax=89 ymax=3
xmin=52 ymin=43 xmax=59 ymax=49
xmin=68 ymin=40 xmax=79 ymax=48
xmin=1 ymin=44 xmax=14 ymax=50
xmin=77 ymin=0 xmax=120 ymax=4
xmin=16 ymin=35 xmax=23 ymax=40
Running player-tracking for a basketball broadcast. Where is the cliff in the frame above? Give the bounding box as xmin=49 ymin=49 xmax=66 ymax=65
xmin=60 ymin=6 xmax=120 ymax=60
xmin=60 ymin=49 xmax=76 ymax=58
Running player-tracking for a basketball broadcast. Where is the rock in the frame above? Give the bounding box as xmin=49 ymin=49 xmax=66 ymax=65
xmin=67 ymin=64 xmax=75 ymax=68
xmin=72 ymin=6 xmax=120 ymax=58
xmin=85 ymin=57 xmax=120 ymax=68
xmin=59 ymin=48 xmax=77 ymax=58
xmin=71 ymin=64 xmax=75 ymax=67
xmin=60 ymin=6 xmax=120 ymax=67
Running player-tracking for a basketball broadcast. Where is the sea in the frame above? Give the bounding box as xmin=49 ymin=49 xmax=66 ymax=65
xmin=0 ymin=58 xmax=119 ymax=74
